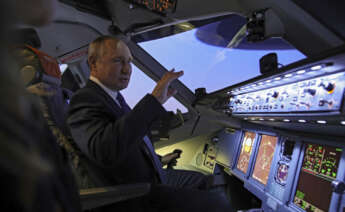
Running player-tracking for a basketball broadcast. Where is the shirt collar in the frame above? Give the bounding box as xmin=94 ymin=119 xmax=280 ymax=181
xmin=90 ymin=75 xmax=120 ymax=105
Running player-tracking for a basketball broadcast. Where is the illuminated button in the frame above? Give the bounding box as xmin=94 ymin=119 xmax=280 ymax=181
xmin=311 ymin=65 xmax=322 ymax=71
xmin=269 ymin=118 xmax=275 ymax=121
xmin=283 ymin=119 xmax=291 ymax=122
xmin=317 ymin=120 xmax=327 ymax=124
xmin=341 ymin=121 xmax=345 ymax=125
xmin=298 ymin=120 xmax=307 ymax=123
xmin=297 ymin=69 xmax=306 ymax=74
xmin=285 ymin=74 xmax=293 ymax=78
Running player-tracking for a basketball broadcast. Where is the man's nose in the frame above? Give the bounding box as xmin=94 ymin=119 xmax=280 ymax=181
xmin=122 ymin=62 xmax=131 ymax=74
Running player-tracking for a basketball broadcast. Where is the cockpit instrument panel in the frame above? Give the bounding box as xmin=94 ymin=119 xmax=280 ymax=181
xmin=252 ymin=135 xmax=278 ymax=185
xmin=229 ymin=72 xmax=345 ymax=114
xmin=293 ymin=143 xmax=342 ymax=212
xmin=236 ymin=132 xmax=256 ymax=174
xmin=126 ymin=0 xmax=177 ymax=14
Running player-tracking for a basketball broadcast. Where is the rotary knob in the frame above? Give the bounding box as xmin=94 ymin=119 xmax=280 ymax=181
xmin=272 ymin=91 xmax=279 ymax=98
xmin=235 ymin=99 xmax=243 ymax=104
xmin=319 ymin=82 xmax=335 ymax=93
xmin=319 ymin=99 xmax=333 ymax=106
xmin=304 ymin=88 xmax=316 ymax=96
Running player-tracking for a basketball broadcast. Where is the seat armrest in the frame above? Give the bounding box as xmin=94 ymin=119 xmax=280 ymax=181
xmin=79 ymin=183 xmax=151 ymax=210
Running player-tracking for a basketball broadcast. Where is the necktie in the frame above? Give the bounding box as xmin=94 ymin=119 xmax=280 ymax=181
xmin=116 ymin=92 xmax=166 ymax=183
xmin=116 ymin=92 xmax=131 ymax=114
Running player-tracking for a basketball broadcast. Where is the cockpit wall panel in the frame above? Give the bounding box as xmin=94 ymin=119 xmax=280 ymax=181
xmin=37 ymin=22 xmax=100 ymax=58
xmin=36 ymin=2 xmax=111 ymax=59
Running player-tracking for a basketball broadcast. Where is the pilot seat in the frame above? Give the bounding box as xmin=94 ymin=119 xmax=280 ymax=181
xmin=11 ymin=40 xmax=150 ymax=211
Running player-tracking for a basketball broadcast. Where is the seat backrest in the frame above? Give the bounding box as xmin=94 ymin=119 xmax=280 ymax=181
xmin=25 ymin=45 xmax=61 ymax=79
xmin=12 ymin=45 xmax=96 ymax=189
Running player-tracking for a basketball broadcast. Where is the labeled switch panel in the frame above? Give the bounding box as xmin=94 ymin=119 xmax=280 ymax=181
xmin=229 ymin=72 xmax=345 ymax=114
xmin=204 ymin=143 xmax=217 ymax=170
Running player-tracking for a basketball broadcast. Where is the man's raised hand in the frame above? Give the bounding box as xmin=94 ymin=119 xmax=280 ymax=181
xmin=151 ymin=69 xmax=184 ymax=104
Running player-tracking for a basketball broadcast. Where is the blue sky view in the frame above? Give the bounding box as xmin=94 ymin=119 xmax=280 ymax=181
xmin=122 ymin=29 xmax=305 ymax=113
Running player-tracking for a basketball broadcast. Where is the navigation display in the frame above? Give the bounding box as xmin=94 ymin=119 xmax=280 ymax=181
xmin=236 ymin=132 xmax=256 ymax=174
xmin=294 ymin=143 xmax=343 ymax=212
xmin=252 ymin=135 xmax=278 ymax=185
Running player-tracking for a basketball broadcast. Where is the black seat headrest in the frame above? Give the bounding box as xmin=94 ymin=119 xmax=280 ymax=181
xmin=10 ymin=28 xmax=41 ymax=49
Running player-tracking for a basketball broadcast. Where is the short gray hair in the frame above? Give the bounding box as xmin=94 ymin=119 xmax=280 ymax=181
xmin=88 ymin=36 xmax=121 ymax=66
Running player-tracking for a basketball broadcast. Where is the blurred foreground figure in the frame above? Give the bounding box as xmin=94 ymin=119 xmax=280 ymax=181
xmin=0 ymin=1 xmax=81 ymax=211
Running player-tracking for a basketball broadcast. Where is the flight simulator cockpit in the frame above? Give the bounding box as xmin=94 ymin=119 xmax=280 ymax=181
xmin=23 ymin=0 xmax=345 ymax=211
xmin=210 ymin=45 xmax=345 ymax=211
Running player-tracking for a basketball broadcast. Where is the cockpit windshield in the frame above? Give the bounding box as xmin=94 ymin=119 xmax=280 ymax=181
xmin=139 ymin=28 xmax=306 ymax=93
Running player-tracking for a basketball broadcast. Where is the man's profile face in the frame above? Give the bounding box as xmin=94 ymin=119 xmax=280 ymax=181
xmin=94 ymin=40 xmax=133 ymax=91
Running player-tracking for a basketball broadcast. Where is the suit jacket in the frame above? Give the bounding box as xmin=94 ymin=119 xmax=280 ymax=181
xmin=67 ymin=80 xmax=166 ymax=185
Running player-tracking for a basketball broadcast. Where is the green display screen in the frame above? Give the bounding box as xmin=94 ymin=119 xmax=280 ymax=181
xmin=293 ymin=143 xmax=342 ymax=212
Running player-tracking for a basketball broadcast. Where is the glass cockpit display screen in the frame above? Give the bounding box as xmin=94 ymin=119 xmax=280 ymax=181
xmin=252 ymin=135 xmax=278 ymax=185
xmin=294 ymin=144 xmax=343 ymax=212
xmin=236 ymin=132 xmax=256 ymax=174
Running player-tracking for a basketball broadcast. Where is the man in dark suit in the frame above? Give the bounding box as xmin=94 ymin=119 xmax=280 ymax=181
xmin=68 ymin=36 xmax=233 ymax=212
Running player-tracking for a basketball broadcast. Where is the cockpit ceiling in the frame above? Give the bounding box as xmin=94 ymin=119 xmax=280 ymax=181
xmin=133 ymin=14 xmax=294 ymax=50
xmin=59 ymin=0 xmax=111 ymax=20
xmin=107 ymin=0 xmax=344 ymax=55
xmin=52 ymin=0 xmax=345 ymax=57
xmin=291 ymin=0 xmax=345 ymax=40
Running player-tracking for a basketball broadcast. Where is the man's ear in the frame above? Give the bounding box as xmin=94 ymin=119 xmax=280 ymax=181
xmin=88 ymin=57 xmax=97 ymax=72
